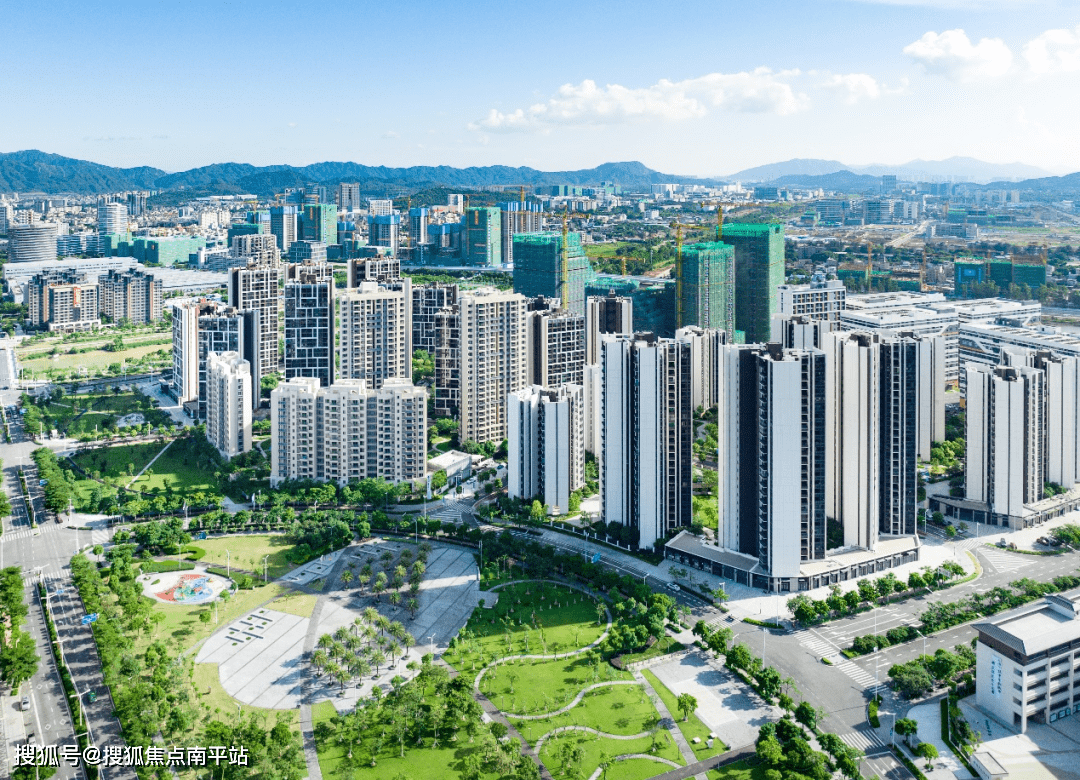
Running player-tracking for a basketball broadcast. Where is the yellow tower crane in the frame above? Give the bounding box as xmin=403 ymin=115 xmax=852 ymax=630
xmin=519 ymin=185 xmax=526 ymax=204
xmin=668 ymin=220 xmax=715 ymax=330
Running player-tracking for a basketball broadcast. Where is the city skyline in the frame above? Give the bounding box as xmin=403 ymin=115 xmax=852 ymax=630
xmin=2 ymin=1 xmax=1079 ymax=174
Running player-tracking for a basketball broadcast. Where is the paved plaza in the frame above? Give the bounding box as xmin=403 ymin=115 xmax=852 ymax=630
xmin=194 ymin=539 xmax=481 ymax=712
xmin=648 ymin=653 xmax=775 ymax=750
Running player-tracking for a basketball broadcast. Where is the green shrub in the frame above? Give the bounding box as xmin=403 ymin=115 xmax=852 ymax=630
xmin=138 ymin=560 xmax=195 ymax=574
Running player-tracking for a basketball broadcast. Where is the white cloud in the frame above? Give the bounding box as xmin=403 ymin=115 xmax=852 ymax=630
xmin=382 ymin=130 xmax=400 ymax=138
xmin=822 ymin=73 xmax=881 ymax=103
xmin=903 ymin=29 xmax=1013 ymax=79
xmin=471 ymin=68 xmax=808 ymax=133
xmin=1024 ymin=25 xmax=1080 ymax=74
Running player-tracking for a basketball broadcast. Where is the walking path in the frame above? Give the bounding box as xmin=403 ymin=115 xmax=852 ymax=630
xmin=534 ymin=724 xmax=653 ymax=752
xmin=635 ymin=669 xmax=707 ymax=780
xmin=124 ymin=437 xmax=175 ymax=488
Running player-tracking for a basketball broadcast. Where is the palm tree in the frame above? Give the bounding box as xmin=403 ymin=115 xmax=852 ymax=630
xmin=340 ymin=570 xmax=354 ymax=587
xmin=371 ymin=649 xmax=386 ymax=676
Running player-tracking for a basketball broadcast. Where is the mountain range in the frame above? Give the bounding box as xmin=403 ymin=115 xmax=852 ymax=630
xmin=0 ymin=151 xmax=689 ymax=197
xmin=1 ymin=150 xmax=1076 ymax=198
xmin=727 ymin=156 xmax=1052 ymax=184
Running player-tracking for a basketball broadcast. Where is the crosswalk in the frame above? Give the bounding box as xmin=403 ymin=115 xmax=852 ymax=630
xmin=838 ymin=728 xmax=884 ymax=753
xmin=793 ymin=629 xmax=839 ymax=659
xmin=0 ymin=522 xmax=110 ymax=546
xmin=977 ymin=546 xmax=1029 ymax=574
xmin=834 ymin=659 xmax=888 ymax=697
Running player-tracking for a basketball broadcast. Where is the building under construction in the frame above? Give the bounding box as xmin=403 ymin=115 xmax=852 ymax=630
xmin=954 ymin=253 xmax=1048 ymax=297
xmin=512 ymin=232 xmax=591 ymax=318
xmin=585 ymin=278 xmax=675 ymax=338
xmin=721 ymin=223 xmax=785 ymax=344
xmin=680 ymin=241 xmax=735 ymax=338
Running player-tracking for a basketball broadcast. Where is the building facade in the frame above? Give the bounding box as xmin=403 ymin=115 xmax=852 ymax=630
xmin=270 ymin=377 xmax=426 ymax=487
xmin=777 ymin=278 xmax=847 ymax=322
xmin=507 ymin=384 xmax=585 ymax=514
xmin=284 ymin=264 xmax=335 ymax=386
xmin=228 ymin=263 xmax=282 ymax=374
xmin=337 ymin=281 xmax=411 ymax=388
xmin=600 ymin=333 xmax=694 ymax=550
xmin=721 ymin=223 xmax=785 ymax=343
xmin=513 ymin=231 xmax=590 ymax=318
xmin=525 ymin=297 xmax=586 ymax=387
xmin=586 ymin=291 xmax=633 ymax=365
xmin=98 ymin=268 xmax=162 ymax=324
xmin=462 ymin=207 xmax=502 ymax=267
xmin=681 ymin=241 xmax=735 ymax=337
xmin=205 ymin=351 xmax=252 ymax=459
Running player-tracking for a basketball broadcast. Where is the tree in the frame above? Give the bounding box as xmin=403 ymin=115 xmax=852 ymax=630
xmin=916 ymin=742 xmax=938 ymax=769
xmin=794 ymin=701 xmax=820 ymax=730
xmin=0 ymin=630 xmax=39 ymax=687
xmin=489 ymin=721 xmax=508 ymax=740
xmin=676 ymin=692 xmax=698 ymax=722
xmin=756 ymin=735 xmax=784 ymax=767
xmin=895 ymin=718 xmax=919 ymax=745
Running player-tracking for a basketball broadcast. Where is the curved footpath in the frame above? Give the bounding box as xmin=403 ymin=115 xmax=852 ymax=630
xmin=534 ymin=724 xmax=654 ymax=752
xmin=506 ymin=680 xmax=639 ymax=720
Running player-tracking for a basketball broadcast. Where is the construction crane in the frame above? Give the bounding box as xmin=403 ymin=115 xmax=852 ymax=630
xmin=560 ymin=210 xmax=591 ymax=311
xmin=519 ymin=185 xmax=526 ymax=204
xmin=922 ymin=246 xmax=928 ymax=291
xmin=700 ymin=200 xmax=740 ymax=241
xmin=866 ymin=242 xmax=874 ymax=284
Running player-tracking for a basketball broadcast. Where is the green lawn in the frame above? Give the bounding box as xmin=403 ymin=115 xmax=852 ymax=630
xmin=192 ymin=662 xmax=299 ymax=730
xmin=19 ymin=341 xmax=170 ymax=374
xmin=539 ymin=730 xmax=683 ymax=780
xmin=70 ymin=440 xmax=165 ymax=487
xmin=480 ymin=654 xmax=632 ymax=715
xmin=708 ymin=758 xmax=769 ymax=780
xmin=196 ymin=535 xmax=297 ymax=579
xmin=617 ymin=636 xmax=684 ymax=667
xmin=642 ymin=669 xmax=726 ymax=761
xmin=444 ymin=581 xmax=606 ymax=686
xmin=129 ymin=438 xmax=220 ymax=494
xmin=511 ymin=683 xmax=655 ymax=744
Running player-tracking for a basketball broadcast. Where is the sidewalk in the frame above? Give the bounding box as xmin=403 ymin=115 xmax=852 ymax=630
xmin=907 ymin=696 xmax=975 ymax=780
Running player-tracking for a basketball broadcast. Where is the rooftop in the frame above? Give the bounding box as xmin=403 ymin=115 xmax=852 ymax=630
xmin=974 ymin=588 xmax=1080 ymax=657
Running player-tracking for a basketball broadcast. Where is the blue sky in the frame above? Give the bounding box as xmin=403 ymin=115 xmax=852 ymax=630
xmin=2 ymin=0 xmax=1078 ymax=175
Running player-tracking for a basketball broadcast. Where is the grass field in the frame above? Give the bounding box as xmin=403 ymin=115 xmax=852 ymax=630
xmin=444 ymin=581 xmax=606 ymax=686
xmin=128 ymin=440 xmax=219 ymax=494
xmin=19 ymin=342 xmax=170 ymax=374
xmin=270 ymin=592 xmax=317 ymax=618
xmin=196 ymin=535 xmax=297 ymax=579
xmin=539 ymin=730 xmax=682 ymax=780
xmin=584 ymin=243 xmax=619 ymax=257
xmin=192 ymin=662 xmax=300 ymax=730
xmin=617 ymin=636 xmax=684 ymax=667
xmin=70 ymin=441 xmax=167 ymax=499
xmin=642 ymin=669 xmax=726 ymax=761
xmin=480 ymin=654 xmax=632 ymax=714
xmin=511 ymin=683 xmax=654 ymax=744
xmin=135 ymin=581 xmax=288 ymax=654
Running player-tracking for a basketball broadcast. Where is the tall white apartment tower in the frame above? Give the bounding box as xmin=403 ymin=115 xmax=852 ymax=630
xmin=718 ymin=344 xmax=827 ymax=586
xmin=337 ymin=281 xmax=411 ymax=388
xmin=231 ymin=234 xmax=281 ymax=266
xmin=205 ymin=352 xmax=252 ymax=459
xmin=457 ymin=289 xmax=528 ymax=444
xmin=600 ymin=333 xmax=694 ymax=550
xmin=507 ymin=385 xmax=585 ymax=514
xmin=586 ymin=292 xmax=633 ymax=365
xmin=772 ymin=313 xmax=839 ymax=350
xmin=1035 ymin=351 xmax=1080 ymax=488
xmin=966 ymin=363 xmax=1046 ymax=521
xmin=675 ymin=325 xmax=725 ymax=410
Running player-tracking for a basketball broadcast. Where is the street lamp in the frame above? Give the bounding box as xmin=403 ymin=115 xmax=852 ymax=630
xmin=262 ymin=555 xmax=269 ymax=583
xmin=914 ymin=627 xmax=927 ymax=658
xmin=226 ymin=549 xmax=231 ymax=578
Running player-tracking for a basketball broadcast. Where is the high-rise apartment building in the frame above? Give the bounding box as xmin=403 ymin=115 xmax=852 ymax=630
xmin=525 ymin=297 xmax=585 ymax=387
xmin=337 ymin=183 xmax=362 ymax=212
xmin=205 ymin=351 xmax=252 ymax=459
xmin=348 ymin=257 xmax=400 ymax=287
xmin=508 ymin=384 xmax=585 ymax=514
xmin=513 ymin=231 xmax=590 ymax=318
xmin=97 ymin=268 xmax=162 ymax=324
xmin=301 ymin=203 xmax=338 ymax=246
xmin=412 ymin=282 xmax=458 ymax=354
xmin=462 ymin=207 xmax=502 ymax=267
xmin=197 ymin=305 xmax=261 ymax=418
xmin=367 ymin=214 xmax=400 ymax=256
xmin=270 ymin=205 xmax=299 ymax=252
xmin=600 ymin=333 xmax=694 ymax=550
xmin=777 ymin=278 xmax=847 ymax=322
xmin=675 ymin=326 xmax=725 ymax=410
xmin=284 ymin=263 xmax=335 ymax=386
xmin=433 ymin=304 xmax=461 ymax=419
xmin=966 ymin=363 xmax=1046 ymax=521
xmin=337 ymin=281 xmax=411 ymax=388
xmin=228 ymin=263 xmax=282 ymax=374
xmin=96 ymin=202 xmax=128 ymax=236
xmin=270 ymin=377 xmax=426 ymax=487
xmin=499 ymin=202 xmax=543 ymax=265
xmin=25 ymin=269 xmax=98 ymax=329
xmin=681 ymin=241 xmax=735 ymax=337
xmin=231 ymin=233 xmax=280 ymax=266
xmin=586 ymin=292 xmax=633 ymax=365
xmin=408 ymin=207 xmax=428 ymax=246
xmin=722 ymin=223 xmax=785 ymax=343
xmin=1036 ymin=352 xmax=1080 ymax=489
xmin=367 ymin=199 xmax=394 ymax=217
xmin=772 ymin=314 xmax=839 ymax=350
xmin=456 ymin=289 xmax=527 ymax=443
xmin=172 ymin=299 xmax=205 ymax=405
xmin=287 ymin=240 xmax=328 ymax=265
xmin=717 ymin=344 xmax=826 ymax=588
xmin=823 ymin=332 xmax=921 ymax=551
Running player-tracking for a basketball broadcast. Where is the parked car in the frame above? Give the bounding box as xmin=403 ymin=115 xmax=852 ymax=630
xmin=20 ymin=695 xmax=29 ymax=711
xmin=998 ymin=538 xmax=1008 ymax=548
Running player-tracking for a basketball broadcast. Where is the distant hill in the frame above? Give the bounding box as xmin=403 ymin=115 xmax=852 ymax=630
xmin=0 ymin=150 xmax=164 ymax=194
xmin=727 ymin=158 xmax=849 ymax=181
xmin=983 ymin=171 xmax=1080 ymax=197
xmin=728 ymin=155 xmax=1053 ymax=184
xmin=0 ymin=152 xmax=700 ymax=196
xmin=773 ymin=170 xmax=882 ymax=192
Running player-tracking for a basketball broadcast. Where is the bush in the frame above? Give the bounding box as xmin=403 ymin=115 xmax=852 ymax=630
xmin=181 ymin=545 xmax=206 ymax=561
xmin=868 ymin=696 xmax=881 ymax=728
